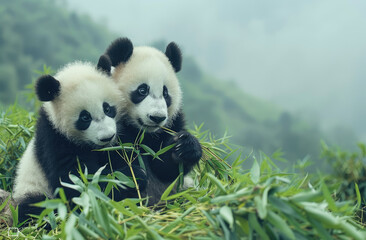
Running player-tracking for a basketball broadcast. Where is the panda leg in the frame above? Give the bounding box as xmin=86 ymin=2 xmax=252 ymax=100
xmin=17 ymin=194 xmax=46 ymax=224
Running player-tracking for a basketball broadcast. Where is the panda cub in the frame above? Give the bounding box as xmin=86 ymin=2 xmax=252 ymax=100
xmin=102 ymin=38 xmax=203 ymax=204
xmin=12 ymin=59 xmax=132 ymax=222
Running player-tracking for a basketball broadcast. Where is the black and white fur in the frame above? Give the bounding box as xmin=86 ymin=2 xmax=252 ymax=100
xmin=12 ymin=60 xmax=134 ymax=222
xmin=103 ymin=38 xmax=202 ymax=205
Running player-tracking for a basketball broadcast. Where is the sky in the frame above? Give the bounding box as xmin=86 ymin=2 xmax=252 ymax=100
xmin=65 ymin=0 xmax=366 ymax=139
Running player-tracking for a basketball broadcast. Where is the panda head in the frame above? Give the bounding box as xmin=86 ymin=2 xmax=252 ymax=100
xmin=104 ymin=37 xmax=182 ymax=132
xmin=35 ymin=59 xmax=124 ymax=147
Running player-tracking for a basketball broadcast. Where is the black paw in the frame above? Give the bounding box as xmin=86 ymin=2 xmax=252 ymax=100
xmin=172 ymin=131 xmax=202 ymax=166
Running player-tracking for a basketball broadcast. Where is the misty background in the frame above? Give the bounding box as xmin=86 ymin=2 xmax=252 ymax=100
xmin=65 ymin=0 xmax=366 ymax=141
xmin=1 ymin=0 xmax=366 ymax=168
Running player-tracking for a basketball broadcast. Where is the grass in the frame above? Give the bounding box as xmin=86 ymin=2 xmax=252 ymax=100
xmin=1 ymin=104 xmax=366 ymax=239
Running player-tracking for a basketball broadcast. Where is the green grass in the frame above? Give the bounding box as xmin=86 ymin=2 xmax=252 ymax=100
xmin=1 ymin=105 xmax=366 ymax=239
xmin=0 ymin=104 xmax=35 ymax=191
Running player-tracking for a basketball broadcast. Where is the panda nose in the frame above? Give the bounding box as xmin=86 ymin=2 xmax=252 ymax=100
xmin=149 ymin=115 xmax=166 ymax=124
xmin=100 ymin=134 xmax=115 ymax=142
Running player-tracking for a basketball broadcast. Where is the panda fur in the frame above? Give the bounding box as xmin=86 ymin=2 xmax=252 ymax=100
xmin=12 ymin=59 xmax=138 ymax=222
xmin=103 ymin=38 xmax=202 ymax=205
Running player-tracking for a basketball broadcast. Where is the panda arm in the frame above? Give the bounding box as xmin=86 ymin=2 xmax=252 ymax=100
xmin=148 ymin=112 xmax=202 ymax=182
xmin=35 ymin=109 xmax=91 ymax=199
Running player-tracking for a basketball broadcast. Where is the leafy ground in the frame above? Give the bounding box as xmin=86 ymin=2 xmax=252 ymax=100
xmin=1 ymin=104 xmax=366 ymax=239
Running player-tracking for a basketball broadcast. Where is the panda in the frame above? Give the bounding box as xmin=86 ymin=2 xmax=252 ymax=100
xmin=12 ymin=58 xmax=143 ymax=223
xmin=102 ymin=37 xmax=203 ymax=205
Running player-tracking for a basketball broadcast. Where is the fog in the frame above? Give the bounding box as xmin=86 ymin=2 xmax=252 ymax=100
xmin=66 ymin=0 xmax=366 ymax=140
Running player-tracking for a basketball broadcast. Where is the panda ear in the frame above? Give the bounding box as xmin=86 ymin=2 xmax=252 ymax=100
xmin=165 ymin=42 xmax=182 ymax=73
xmin=97 ymin=54 xmax=112 ymax=75
xmin=35 ymin=75 xmax=61 ymax=102
xmin=105 ymin=37 xmax=133 ymax=67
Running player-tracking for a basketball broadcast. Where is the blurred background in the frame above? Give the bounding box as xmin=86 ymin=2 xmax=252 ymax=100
xmin=1 ymin=0 xmax=365 ymax=169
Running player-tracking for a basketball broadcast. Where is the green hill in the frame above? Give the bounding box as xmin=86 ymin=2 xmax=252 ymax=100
xmin=0 ymin=0 xmax=357 ymax=163
xmin=0 ymin=0 xmax=114 ymax=104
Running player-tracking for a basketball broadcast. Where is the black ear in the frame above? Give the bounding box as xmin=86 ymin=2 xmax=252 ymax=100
xmin=105 ymin=37 xmax=133 ymax=67
xmin=97 ymin=54 xmax=112 ymax=75
xmin=165 ymin=42 xmax=182 ymax=72
xmin=35 ymin=75 xmax=61 ymax=102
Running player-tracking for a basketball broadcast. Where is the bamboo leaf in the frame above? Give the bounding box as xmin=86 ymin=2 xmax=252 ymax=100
xmin=163 ymin=188 xmax=192 ymax=201
xmin=217 ymin=215 xmax=232 ymax=240
xmin=33 ymin=199 xmax=62 ymax=209
xmin=289 ymin=190 xmax=322 ymax=202
xmin=113 ymin=171 xmax=135 ymax=188
xmin=250 ymin=159 xmax=260 ymax=184
xmin=219 ymin=206 xmax=234 ymax=230
xmin=355 ymin=182 xmax=361 ymax=209
xmin=78 ymin=224 xmax=101 ymax=239
xmin=57 ymin=203 xmax=67 ymax=220
xmin=136 ymin=216 xmax=164 ymax=240
xmin=92 ymin=165 xmax=106 ymax=185
xmin=90 ymin=191 xmax=111 ymax=234
xmin=68 ymin=174 xmax=85 ymax=188
xmin=254 ymin=196 xmax=267 ymax=219
xmin=161 ymin=174 xmax=181 ymax=201
xmin=60 ymin=181 xmax=83 ymax=193
xmin=137 ymin=154 xmax=146 ymax=171
xmin=248 ymin=213 xmax=269 ymax=240
xmin=206 ymin=173 xmax=227 ymax=194
xmin=321 ymin=181 xmax=336 ymax=211
xmin=0 ymin=195 xmax=9 ymax=212
xmin=155 ymin=143 xmax=175 ymax=156
xmin=267 ymin=211 xmax=295 ymax=240
xmin=122 ymin=198 xmax=144 ymax=215
xmin=140 ymin=144 xmax=156 ymax=157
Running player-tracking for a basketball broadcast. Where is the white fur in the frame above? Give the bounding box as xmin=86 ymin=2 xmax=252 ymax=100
xmin=113 ymin=47 xmax=182 ymax=132
xmin=13 ymin=62 xmax=123 ymax=200
xmin=86 ymin=117 xmax=117 ymax=146
xmin=44 ymin=62 xmax=124 ymax=146
xmin=12 ymin=139 xmax=52 ymax=201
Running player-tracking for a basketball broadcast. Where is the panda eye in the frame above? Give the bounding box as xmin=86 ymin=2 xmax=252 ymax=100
xmin=103 ymin=102 xmax=110 ymax=114
xmin=137 ymin=84 xmax=149 ymax=96
xmin=163 ymin=86 xmax=169 ymax=98
xmin=80 ymin=110 xmax=92 ymax=122
xmin=103 ymin=102 xmax=117 ymax=118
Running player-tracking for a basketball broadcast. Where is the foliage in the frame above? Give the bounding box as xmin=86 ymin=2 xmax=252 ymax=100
xmin=1 ymin=105 xmax=366 ymax=239
xmin=321 ymin=142 xmax=366 ymax=222
xmin=0 ymin=0 xmax=115 ymax=105
xmin=0 ymin=104 xmax=35 ymax=191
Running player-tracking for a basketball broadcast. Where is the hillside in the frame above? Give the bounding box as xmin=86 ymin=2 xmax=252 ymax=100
xmin=0 ymin=0 xmax=357 ymax=163
xmin=0 ymin=0 xmax=115 ymax=104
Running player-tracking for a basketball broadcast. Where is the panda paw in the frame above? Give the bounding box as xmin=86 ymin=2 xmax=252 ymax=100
xmin=171 ymin=131 xmax=202 ymax=166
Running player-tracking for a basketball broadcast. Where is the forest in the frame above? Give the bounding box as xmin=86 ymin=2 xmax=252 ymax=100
xmin=0 ymin=0 xmax=365 ymax=239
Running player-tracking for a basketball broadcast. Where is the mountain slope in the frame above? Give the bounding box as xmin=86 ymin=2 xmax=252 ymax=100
xmin=0 ymin=0 xmax=356 ymax=162
xmin=0 ymin=0 xmax=115 ymax=104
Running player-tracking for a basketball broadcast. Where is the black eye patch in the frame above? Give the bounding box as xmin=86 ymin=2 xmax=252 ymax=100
xmin=75 ymin=110 xmax=92 ymax=130
xmin=163 ymin=85 xmax=171 ymax=107
xmin=103 ymin=102 xmax=116 ymax=118
xmin=130 ymin=83 xmax=150 ymax=104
